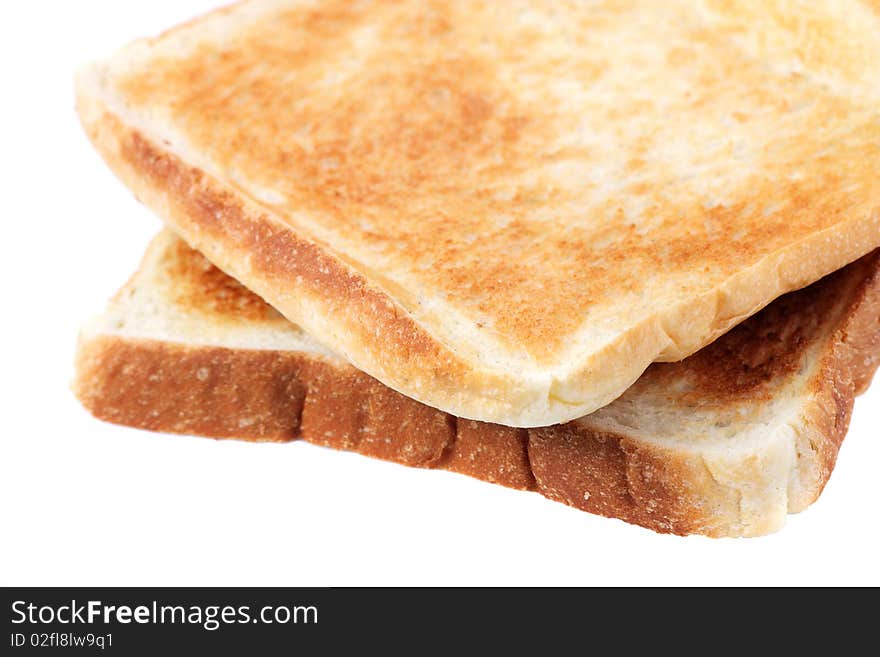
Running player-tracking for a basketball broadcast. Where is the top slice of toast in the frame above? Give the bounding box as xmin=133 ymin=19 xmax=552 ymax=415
xmin=76 ymin=0 xmax=880 ymax=426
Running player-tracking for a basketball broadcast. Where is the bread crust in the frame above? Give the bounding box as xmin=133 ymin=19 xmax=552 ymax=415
xmin=74 ymin=336 xmax=536 ymax=487
xmin=74 ymin=251 xmax=880 ymax=536
xmin=75 ymin=0 xmax=880 ymax=427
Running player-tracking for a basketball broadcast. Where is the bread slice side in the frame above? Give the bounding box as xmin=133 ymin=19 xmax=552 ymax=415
xmin=73 ymin=233 xmax=880 ymax=536
xmin=75 ymin=0 xmax=880 ymax=427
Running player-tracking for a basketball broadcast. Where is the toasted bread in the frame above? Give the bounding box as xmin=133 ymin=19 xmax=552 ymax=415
xmin=76 ymin=0 xmax=880 ymax=426
xmin=74 ymin=232 xmax=880 ymax=536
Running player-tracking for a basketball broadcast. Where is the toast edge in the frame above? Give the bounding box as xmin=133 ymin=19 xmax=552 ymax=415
xmin=73 ymin=250 xmax=880 ymax=537
xmin=534 ymin=253 xmax=880 ymax=536
xmin=75 ymin=62 xmax=880 ymax=427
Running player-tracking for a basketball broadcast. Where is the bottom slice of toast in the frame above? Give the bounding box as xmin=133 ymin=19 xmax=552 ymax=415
xmin=74 ymin=231 xmax=880 ymax=536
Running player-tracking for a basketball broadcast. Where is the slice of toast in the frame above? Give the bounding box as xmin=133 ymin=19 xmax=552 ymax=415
xmin=75 ymin=0 xmax=880 ymax=427
xmin=74 ymin=231 xmax=880 ymax=536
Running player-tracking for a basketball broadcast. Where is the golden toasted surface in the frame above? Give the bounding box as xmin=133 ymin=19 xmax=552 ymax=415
xmin=160 ymin=236 xmax=282 ymax=324
xmin=111 ymin=0 xmax=880 ymax=363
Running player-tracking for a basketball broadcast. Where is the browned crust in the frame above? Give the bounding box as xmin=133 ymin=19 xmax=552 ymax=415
xmin=74 ymin=335 xmax=309 ymax=442
xmin=74 ymin=335 xmax=535 ymax=489
xmin=790 ymin=252 xmax=880 ymax=508
xmin=527 ymin=427 xmax=738 ymax=536
xmin=74 ymin=249 xmax=880 ymax=537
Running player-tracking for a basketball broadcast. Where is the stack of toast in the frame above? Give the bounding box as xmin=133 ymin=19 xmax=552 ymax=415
xmin=74 ymin=0 xmax=880 ymax=536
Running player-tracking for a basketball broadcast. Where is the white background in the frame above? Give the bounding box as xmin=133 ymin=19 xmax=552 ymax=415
xmin=1 ymin=1 xmax=879 ymax=586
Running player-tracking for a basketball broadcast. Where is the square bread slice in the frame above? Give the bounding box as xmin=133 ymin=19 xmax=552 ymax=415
xmin=76 ymin=0 xmax=880 ymax=426
xmin=74 ymin=231 xmax=880 ymax=536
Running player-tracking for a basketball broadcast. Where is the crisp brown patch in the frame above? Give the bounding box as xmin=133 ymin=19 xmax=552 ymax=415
xmin=162 ymin=237 xmax=281 ymax=322
xmin=528 ymin=425 xmax=723 ymax=535
xmin=301 ymin=362 xmax=455 ymax=468
xmin=74 ymin=337 xmax=308 ymax=441
xmin=440 ymin=422 xmax=534 ymax=489
xmin=638 ymin=257 xmax=871 ymax=402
